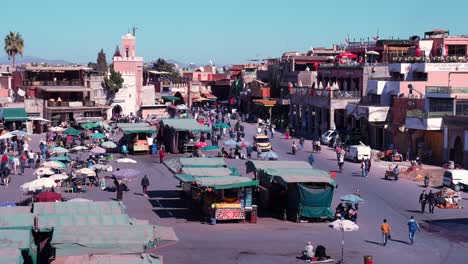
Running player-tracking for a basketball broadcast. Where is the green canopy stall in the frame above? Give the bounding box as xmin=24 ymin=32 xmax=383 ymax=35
xmin=249 ymin=161 xmax=336 ymax=222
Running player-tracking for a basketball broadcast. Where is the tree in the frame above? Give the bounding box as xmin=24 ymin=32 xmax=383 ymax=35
xmin=96 ymin=49 xmax=108 ymax=75
xmin=153 ymin=58 xmax=181 ymax=82
xmin=87 ymin=62 xmax=97 ymax=69
xmin=103 ymin=66 xmax=124 ymax=104
xmin=4 ymin=31 xmax=24 ymax=67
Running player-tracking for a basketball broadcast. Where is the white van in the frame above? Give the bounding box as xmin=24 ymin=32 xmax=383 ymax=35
xmin=344 ymin=144 xmax=371 ymax=162
xmin=443 ymin=170 xmax=468 ymax=191
xmin=321 ymin=130 xmax=337 ymax=145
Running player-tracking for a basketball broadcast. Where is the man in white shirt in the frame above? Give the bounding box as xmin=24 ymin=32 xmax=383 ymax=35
xmin=303 ymin=241 xmax=314 ymax=259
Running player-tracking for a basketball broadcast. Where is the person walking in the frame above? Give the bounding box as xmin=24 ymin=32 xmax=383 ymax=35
xmin=271 ymin=126 xmax=275 ymax=139
xmin=366 ymin=158 xmax=372 ymax=174
xmin=361 ymin=159 xmax=367 ymax=177
xmin=393 ymin=165 xmax=400 ymax=181
xmin=159 ymin=147 xmax=165 ymax=163
xmin=428 ymin=190 xmax=435 ymax=214
xmin=338 ymin=154 xmax=345 ymax=172
xmin=419 ymin=190 xmax=427 ymax=213
xmin=285 ymin=128 xmax=290 ymax=140
xmin=246 ymin=145 xmax=252 ymax=159
xmin=141 ymin=175 xmax=150 ymax=197
xmin=381 ymin=219 xmax=391 ymax=246
xmin=113 ymin=176 xmax=125 ymax=201
xmin=121 ymin=144 xmax=128 ymax=157
xmin=299 ymin=137 xmax=305 ymax=150
xmin=308 ymin=153 xmax=315 ymax=166
xmin=335 ymin=145 xmax=342 ymax=160
xmin=408 ymin=216 xmax=421 ymax=245
xmin=256 ymin=146 xmax=262 ymax=159
xmin=28 ymin=151 xmax=35 ymax=169
xmin=19 ymin=152 xmax=27 ymax=175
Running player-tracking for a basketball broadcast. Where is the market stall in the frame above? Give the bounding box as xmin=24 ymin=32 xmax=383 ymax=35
xmin=117 ymin=123 xmax=157 ymax=154
xmin=175 ymin=174 xmax=258 ymax=224
xmin=158 ymin=119 xmax=211 ymax=153
xmin=247 ymin=161 xmax=336 ymax=222
xmin=164 ymin=157 xmax=227 ymax=173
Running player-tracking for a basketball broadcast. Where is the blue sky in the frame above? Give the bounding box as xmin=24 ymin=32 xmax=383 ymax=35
xmin=1 ymin=0 xmax=466 ymax=65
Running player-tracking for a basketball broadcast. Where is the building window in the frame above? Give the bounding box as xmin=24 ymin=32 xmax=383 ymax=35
xmin=447 ymin=45 xmax=467 ymax=56
xmin=125 ymin=48 xmax=129 ymax=57
xmin=429 ymin=98 xmax=454 ymax=113
xmin=412 ymin=72 xmax=428 ymax=81
xmin=456 ymin=100 xmax=468 ymax=115
xmin=390 ymin=72 xmax=404 ymax=81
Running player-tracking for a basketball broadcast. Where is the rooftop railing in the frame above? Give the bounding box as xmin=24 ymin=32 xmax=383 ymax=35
xmin=24 ymin=80 xmax=84 ymax=86
xmin=289 ymin=87 xmax=360 ymax=99
xmin=426 ymin=86 xmax=468 ymax=94
xmin=406 ymin=109 xmax=453 ymax=118
xmin=390 ymin=56 xmax=468 ymax=63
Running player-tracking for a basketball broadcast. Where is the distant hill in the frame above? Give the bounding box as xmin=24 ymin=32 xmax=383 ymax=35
xmin=0 ymin=55 xmax=74 ymax=65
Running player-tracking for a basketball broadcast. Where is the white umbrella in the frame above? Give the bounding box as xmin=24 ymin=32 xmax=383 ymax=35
xmin=33 ymin=168 xmax=55 ymax=177
xmin=20 ymin=178 xmax=57 ymax=192
xmin=116 ymin=158 xmax=137 ymax=164
xmin=329 ymin=219 xmax=359 ymax=263
xmin=366 ymin=51 xmax=379 ymax=55
xmin=71 ymin=146 xmax=88 ymax=151
xmin=92 ymin=164 xmax=113 ymax=172
xmin=75 ymin=168 xmax=96 ymax=177
xmin=49 ymin=174 xmax=69 ymax=181
xmin=50 ymin=127 xmax=64 ymax=132
xmin=0 ymin=133 xmax=14 ymax=140
xmin=42 ymin=161 xmax=66 ymax=169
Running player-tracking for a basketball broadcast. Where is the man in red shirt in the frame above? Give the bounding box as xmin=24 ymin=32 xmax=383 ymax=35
xmin=1 ymin=154 xmax=8 ymax=170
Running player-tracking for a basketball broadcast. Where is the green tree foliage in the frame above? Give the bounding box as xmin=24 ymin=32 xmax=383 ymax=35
xmin=103 ymin=66 xmax=124 ymax=104
xmin=4 ymin=31 xmax=24 ymax=67
xmin=96 ymin=49 xmax=108 ymax=74
xmin=153 ymin=58 xmax=181 ymax=82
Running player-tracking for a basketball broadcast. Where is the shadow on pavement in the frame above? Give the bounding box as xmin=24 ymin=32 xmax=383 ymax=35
xmin=364 ymin=240 xmax=382 ymax=246
xmin=428 ymin=218 xmax=468 ymax=225
xmin=147 ymin=190 xmax=202 ymax=221
xmin=389 ymin=238 xmax=410 ymax=245
xmin=405 ymin=210 xmax=423 ymax=214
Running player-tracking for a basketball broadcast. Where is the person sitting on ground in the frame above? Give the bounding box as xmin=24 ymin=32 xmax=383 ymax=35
xmin=302 ymin=241 xmax=314 ymax=259
xmin=314 ymin=245 xmax=330 ymax=261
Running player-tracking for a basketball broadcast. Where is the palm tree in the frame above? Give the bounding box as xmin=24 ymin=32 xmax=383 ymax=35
xmin=4 ymin=31 xmax=24 ymax=67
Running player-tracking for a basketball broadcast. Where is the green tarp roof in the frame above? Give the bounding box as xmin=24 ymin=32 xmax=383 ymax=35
xmin=33 ymin=201 xmax=124 ymax=215
xmin=117 ymin=123 xmax=152 ymax=129
xmin=63 ymin=127 xmax=81 ymax=136
xmin=179 ymin=158 xmax=226 ymax=167
xmin=0 ymin=230 xmax=32 ymax=250
xmin=181 ymin=167 xmax=235 ymax=177
xmin=247 ymin=160 xmax=312 ymax=170
xmin=2 ymin=108 xmax=28 ymax=122
xmin=161 ymin=95 xmax=181 ymax=101
xmin=0 ymin=213 xmax=34 ymax=230
xmin=121 ymin=127 xmax=157 ymax=135
xmin=36 ymin=214 xmax=131 ymax=231
xmin=51 ymin=225 xmax=157 ymax=256
xmin=161 ymin=118 xmax=211 ymax=133
xmin=0 ymin=248 xmax=23 ymax=264
xmin=0 ymin=207 xmax=31 ymax=215
xmin=260 ymin=168 xmax=336 ymax=187
xmin=53 ymin=254 xmax=162 ymax=264
xmin=176 ymin=174 xmax=258 ymax=189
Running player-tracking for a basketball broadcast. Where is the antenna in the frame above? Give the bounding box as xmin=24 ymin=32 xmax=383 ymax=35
xmin=132 ymin=26 xmax=139 ymax=36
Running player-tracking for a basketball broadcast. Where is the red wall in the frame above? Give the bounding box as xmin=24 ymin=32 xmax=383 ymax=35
xmin=392 ymin=97 xmax=425 ymax=125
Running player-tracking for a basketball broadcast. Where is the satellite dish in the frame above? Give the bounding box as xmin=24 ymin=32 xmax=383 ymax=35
xmin=17 ymin=89 xmax=25 ymax=97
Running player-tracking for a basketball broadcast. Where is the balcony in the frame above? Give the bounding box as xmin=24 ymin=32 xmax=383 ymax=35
xmin=406 ymin=110 xmax=452 ymax=130
xmin=24 ymin=80 xmax=84 ymax=86
xmin=426 ymin=86 xmax=468 ymax=99
xmin=46 ymin=101 xmax=96 ymax=108
xmin=290 ymin=88 xmax=360 ymax=99
xmin=390 ymin=56 xmax=468 ymax=64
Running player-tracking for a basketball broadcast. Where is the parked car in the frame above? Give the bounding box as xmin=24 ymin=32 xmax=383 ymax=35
xmin=344 ymin=143 xmax=371 ymax=162
xmin=443 ymin=169 xmax=468 ymax=191
xmin=253 ymin=134 xmax=272 ymax=152
xmin=321 ymin=130 xmax=337 ymax=145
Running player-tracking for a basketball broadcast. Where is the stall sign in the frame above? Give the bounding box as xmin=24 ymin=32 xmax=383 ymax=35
xmin=215 ymin=208 xmax=245 ymax=220
xmin=245 ymin=188 xmax=253 ymax=209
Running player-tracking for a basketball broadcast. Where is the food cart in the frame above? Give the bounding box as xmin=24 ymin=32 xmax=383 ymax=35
xmin=174 ymin=174 xmax=258 ymax=224
xmin=247 ymin=161 xmax=336 ymax=222
xmin=117 ymin=123 xmax=157 ymax=154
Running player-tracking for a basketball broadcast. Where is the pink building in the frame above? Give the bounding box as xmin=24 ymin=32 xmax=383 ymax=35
xmin=112 ymin=33 xmax=144 ymax=117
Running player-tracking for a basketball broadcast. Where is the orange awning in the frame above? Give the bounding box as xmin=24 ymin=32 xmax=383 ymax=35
xmin=252 ymin=99 xmax=277 ymax=107
xmin=202 ymin=92 xmax=217 ymax=101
